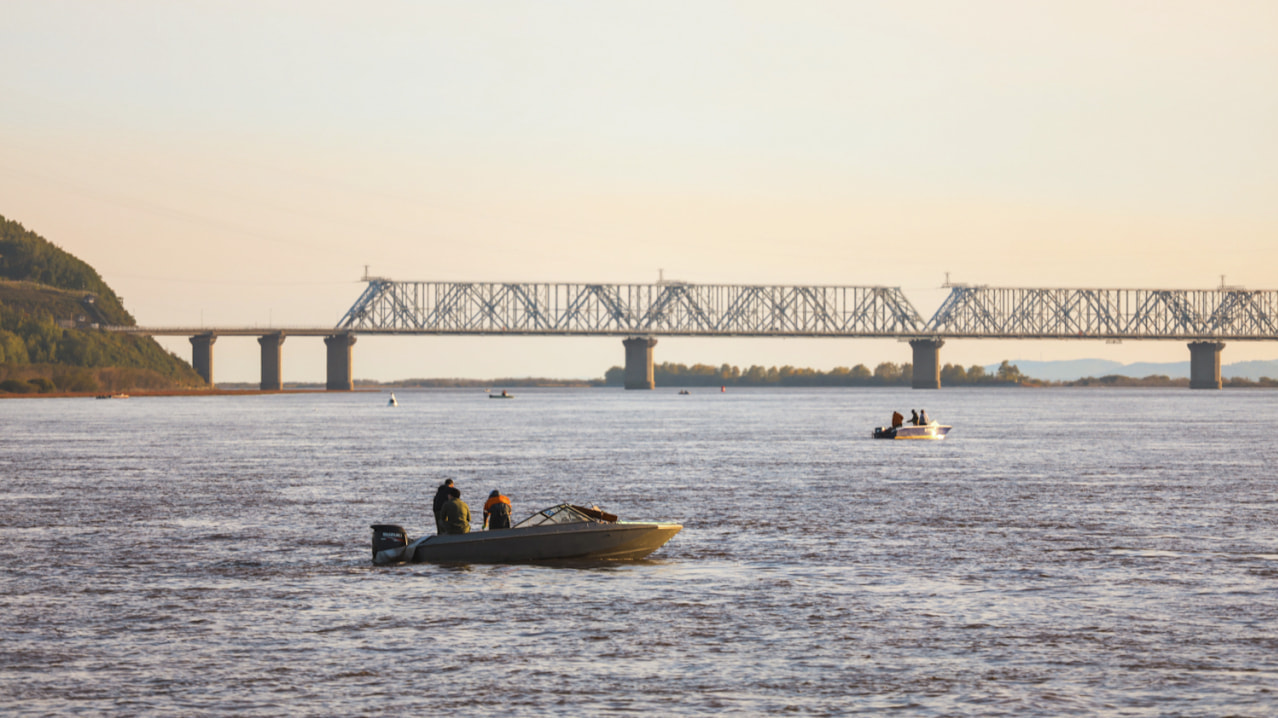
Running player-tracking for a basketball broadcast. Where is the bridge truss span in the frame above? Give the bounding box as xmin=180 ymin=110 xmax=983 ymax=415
xmin=335 ymin=280 xmax=927 ymax=337
xmin=924 ymin=286 xmax=1278 ymax=340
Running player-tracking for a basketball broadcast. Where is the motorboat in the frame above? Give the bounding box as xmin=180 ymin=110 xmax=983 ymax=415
xmin=489 ymin=389 xmax=513 ymax=399
xmin=387 ymin=393 xmax=398 ymax=407
xmin=371 ymin=503 xmax=682 ymax=565
xmin=873 ymin=422 xmax=952 ymax=440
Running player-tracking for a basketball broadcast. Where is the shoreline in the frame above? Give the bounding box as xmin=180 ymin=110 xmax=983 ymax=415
xmin=4 ymin=383 xmax=1275 ymax=399
xmin=0 ymin=388 xmax=379 ymax=400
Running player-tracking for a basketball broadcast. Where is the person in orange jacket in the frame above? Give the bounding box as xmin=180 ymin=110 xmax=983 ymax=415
xmin=483 ymin=490 xmax=513 ymax=530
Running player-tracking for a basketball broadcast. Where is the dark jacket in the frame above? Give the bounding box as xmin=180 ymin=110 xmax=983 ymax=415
xmin=432 ymin=484 xmax=453 ymax=518
xmin=440 ymin=498 xmax=471 ymax=534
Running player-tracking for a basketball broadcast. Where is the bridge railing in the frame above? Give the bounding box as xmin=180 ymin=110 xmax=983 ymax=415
xmin=335 ymin=280 xmax=927 ymax=336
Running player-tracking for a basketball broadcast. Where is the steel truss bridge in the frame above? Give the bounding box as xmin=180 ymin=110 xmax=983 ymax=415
xmin=107 ymin=279 xmax=1278 ymax=391
xmin=336 ymin=279 xmax=1278 ymax=341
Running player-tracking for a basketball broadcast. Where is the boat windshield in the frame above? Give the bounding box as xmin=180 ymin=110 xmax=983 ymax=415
xmin=512 ymin=504 xmax=596 ymax=529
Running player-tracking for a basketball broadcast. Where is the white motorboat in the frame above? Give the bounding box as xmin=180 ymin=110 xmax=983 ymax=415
xmin=371 ymin=504 xmax=682 ymax=565
xmin=873 ymin=422 xmax=952 ymax=440
xmin=387 ymin=393 xmax=398 ymax=407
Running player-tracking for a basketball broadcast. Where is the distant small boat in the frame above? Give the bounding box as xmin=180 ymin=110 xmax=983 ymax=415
xmin=387 ymin=393 xmax=398 ymax=407
xmin=489 ymin=390 xmax=513 ymax=399
xmin=873 ymin=423 xmax=952 ymax=440
xmin=96 ymin=393 xmax=129 ymax=400
xmin=678 ymin=390 xmax=690 ymax=395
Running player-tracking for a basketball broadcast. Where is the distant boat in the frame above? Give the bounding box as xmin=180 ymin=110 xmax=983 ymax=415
xmin=678 ymin=390 xmax=690 ymax=395
xmin=387 ymin=393 xmax=398 ymax=407
xmin=873 ymin=422 xmax=952 ymax=440
xmin=489 ymin=389 xmax=513 ymax=399
xmin=96 ymin=393 xmax=129 ymax=399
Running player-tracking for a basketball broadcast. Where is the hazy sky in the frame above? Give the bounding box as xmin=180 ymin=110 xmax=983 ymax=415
xmin=3 ymin=1 xmax=1276 ymax=382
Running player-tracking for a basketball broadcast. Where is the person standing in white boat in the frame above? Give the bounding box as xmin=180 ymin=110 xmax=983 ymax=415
xmin=919 ymin=409 xmax=931 ymax=425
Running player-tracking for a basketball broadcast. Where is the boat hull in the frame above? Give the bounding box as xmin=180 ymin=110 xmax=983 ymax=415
xmin=873 ymin=424 xmax=952 ymax=440
xmin=390 ymin=522 xmax=682 ymax=564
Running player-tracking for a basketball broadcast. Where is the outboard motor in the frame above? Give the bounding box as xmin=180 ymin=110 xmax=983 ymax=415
xmin=370 ymin=524 xmax=408 ymax=564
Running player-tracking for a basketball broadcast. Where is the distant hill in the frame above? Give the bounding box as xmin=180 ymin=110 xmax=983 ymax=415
xmin=0 ymin=214 xmax=204 ymax=394
xmin=988 ymin=358 xmax=1278 ymax=382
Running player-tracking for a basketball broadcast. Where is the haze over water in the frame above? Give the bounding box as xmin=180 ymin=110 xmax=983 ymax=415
xmin=2 ymin=388 xmax=1276 ymax=715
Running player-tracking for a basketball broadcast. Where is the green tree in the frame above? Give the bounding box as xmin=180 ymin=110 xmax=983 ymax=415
xmin=873 ymin=362 xmax=901 ymax=385
xmin=742 ymin=365 xmax=768 ymax=384
xmin=0 ymin=330 xmax=26 ymax=363
xmin=941 ymin=363 xmax=968 ymax=385
xmin=996 ymin=360 xmax=1025 ymax=383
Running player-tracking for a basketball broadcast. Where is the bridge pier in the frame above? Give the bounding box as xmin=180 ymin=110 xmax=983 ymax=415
xmin=910 ymin=338 xmax=944 ymax=390
xmin=1188 ymin=341 xmax=1225 ymax=390
xmin=623 ymin=337 xmax=657 ymax=390
xmin=258 ymin=333 xmax=285 ymax=391
xmin=325 ymin=333 xmax=357 ymax=391
xmin=189 ymin=333 xmax=216 ymax=386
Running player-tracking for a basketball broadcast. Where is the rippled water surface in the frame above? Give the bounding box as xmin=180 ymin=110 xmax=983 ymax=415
xmin=2 ymin=388 xmax=1277 ymax=715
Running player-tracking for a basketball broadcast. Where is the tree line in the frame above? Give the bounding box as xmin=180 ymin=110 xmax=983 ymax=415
xmin=603 ymin=360 xmax=1029 ymax=387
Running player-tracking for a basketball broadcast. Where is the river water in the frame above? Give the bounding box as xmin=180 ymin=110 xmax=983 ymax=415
xmin=2 ymin=387 xmax=1276 ymax=716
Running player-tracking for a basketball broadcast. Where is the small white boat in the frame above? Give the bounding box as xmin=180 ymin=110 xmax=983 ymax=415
xmin=387 ymin=393 xmax=397 ymax=407
xmin=371 ymin=504 xmax=682 ymax=565
xmin=873 ymin=422 xmax=952 ymax=440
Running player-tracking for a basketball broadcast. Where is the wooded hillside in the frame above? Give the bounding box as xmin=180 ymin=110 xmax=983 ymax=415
xmin=0 ymin=214 xmax=204 ymax=394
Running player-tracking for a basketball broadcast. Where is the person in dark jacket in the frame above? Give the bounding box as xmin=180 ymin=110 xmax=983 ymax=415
xmin=483 ymin=490 xmax=513 ymax=530
xmin=910 ymin=410 xmax=920 ymax=426
xmin=440 ymin=487 xmax=471 ymax=534
xmin=432 ymin=479 xmax=455 ymax=534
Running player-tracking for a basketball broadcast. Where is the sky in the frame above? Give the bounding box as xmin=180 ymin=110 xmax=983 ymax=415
xmin=2 ymin=1 xmax=1276 ymax=383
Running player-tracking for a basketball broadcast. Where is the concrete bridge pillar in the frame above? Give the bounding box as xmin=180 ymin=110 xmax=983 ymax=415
xmin=910 ymin=338 xmax=945 ymax=390
xmin=1188 ymin=341 xmax=1225 ymax=390
xmin=623 ymin=336 xmax=658 ymax=390
xmin=189 ymin=333 xmax=216 ymax=386
xmin=325 ymin=333 xmax=357 ymax=391
xmin=258 ymin=333 xmax=285 ymax=391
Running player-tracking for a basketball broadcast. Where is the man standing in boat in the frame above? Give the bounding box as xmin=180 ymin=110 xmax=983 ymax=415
xmin=484 ymin=490 xmax=513 ymax=530
xmin=432 ymin=479 xmax=455 ymax=534
xmin=440 ymin=487 xmax=472 ymax=534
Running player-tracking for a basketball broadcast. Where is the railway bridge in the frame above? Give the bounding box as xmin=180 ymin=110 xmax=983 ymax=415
xmin=106 ymin=279 xmax=1278 ymax=390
